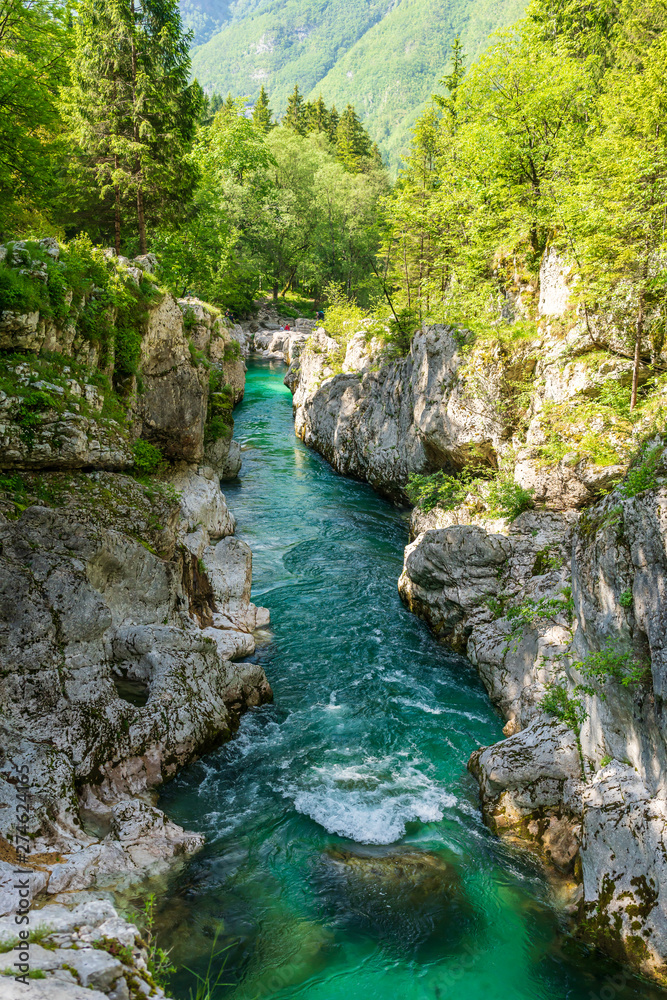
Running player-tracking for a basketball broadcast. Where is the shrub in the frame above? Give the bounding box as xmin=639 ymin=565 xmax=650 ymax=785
xmin=532 ymin=547 xmax=563 ymax=574
xmin=223 ymin=339 xmax=241 ymax=361
xmin=574 ymin=642 xmax=649 ymax=695
xmin=141 ymin=894 xmax=175 ymax=989
xmin=321 ymin=282 xmax=367 ymax=343
xmin=619 ymin=588 xmax=633 ymax=608
xmin=405 ymin=466 xmax=486 ymax=512
xmin=14 ymin=388 xmax=61 ymax=449
xmin=183 ymin=306 xmax=197 ymax=331
xmin=541 ymin=683 xmax=587 ymax=729
xmin=205 ymin=416 xmax=233 ymax=443
xmin=132 ymin=439 xmax=164 ymax=475
xmin=486 ymin=475 xmax=534 ymax=520
xmin=621 ymin=443 xmax=663 ymax=498
xmin=0 ymin=260 xmax=47 ymax=314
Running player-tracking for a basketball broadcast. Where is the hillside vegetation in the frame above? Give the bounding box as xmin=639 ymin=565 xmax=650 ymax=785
xmin=187 ymin=0 xmax=527 ymax=170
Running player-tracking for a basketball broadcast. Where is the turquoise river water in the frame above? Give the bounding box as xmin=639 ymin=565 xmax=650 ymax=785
xmin=158 ymin=360 xmax=659 ymax=1000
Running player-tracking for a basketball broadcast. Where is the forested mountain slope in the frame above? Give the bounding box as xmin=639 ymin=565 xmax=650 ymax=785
xmin=185 ymin=0 xmax=527 ymax=169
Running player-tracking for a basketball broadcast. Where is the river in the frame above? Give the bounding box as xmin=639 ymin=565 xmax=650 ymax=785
xmin=158 ymin=359 xmax=658 ymax=1000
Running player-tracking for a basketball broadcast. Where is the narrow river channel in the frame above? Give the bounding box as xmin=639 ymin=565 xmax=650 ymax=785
xmin=159 ymin=360 xmax=658 ymax=1000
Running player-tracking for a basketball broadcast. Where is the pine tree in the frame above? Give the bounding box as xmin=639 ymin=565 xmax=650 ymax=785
xmin=66 ymin=0 xmax=202 ymax=252
xmin=283 ymin=84 xmax=306 ymax=135
xmin=252 ymin=85 xmax=273 ymax=132
xmin=305 ymin=94 xmax=329 ymax=135
xmin=327 ymin=103 xmax=339 ymax=145
xmin=209 ymin=93 xmax=224 ymax=116
xmin=434 ymin=36 xmax=466 ymax=117
xmin=335 ymin=104 xmax=372 ymax=173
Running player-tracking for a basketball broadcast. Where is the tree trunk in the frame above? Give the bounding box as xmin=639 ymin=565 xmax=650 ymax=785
xmin=130 ymin=0 xmax=146 ymax=254
xmin=272 ymin=284 xmax=279 ymax=301
xmin=114 ymin=155 xmax=121 ymax=255
xmin=137 ymin=186 xmax=147 ymax=254
xmin=114 ymin=186 xmax=121 ymax=256
xmin=631 ymin=294 xmax=645 ymax=411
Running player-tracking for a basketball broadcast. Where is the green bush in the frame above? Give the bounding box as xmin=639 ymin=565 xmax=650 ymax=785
xmin=506 ymin=589 xmax=574 ymax=633
xmin=532 ymin=547 xmax=563 ymax=574
xmin=183 ymin=306 xmax=197 ymax=331
xmin=223 ymin=339 xmax=241 ymax=361
xmin=0 ymin=260 xmax=47 ymax=314
xmin=574 ymin=642 xmax=649 ymax=695
xmin=541 ymin=683 xmax=587 ymax=729
xmin=621 ymin=443 xmax=663 ymax=498
xmin=619 ymin=588 xmax=633 ymax=608
xmin=405 ymin=467 xmax=486 ymax=512
xmin=321 ymin=282 xmax=367 ymax=343
xmin=132 ymin=439 xmax=164 ymax=475
xmin=205 ymin=415 xmax=233 ymax=443
xmin=487 ymin=476 xmax=534 ymax=520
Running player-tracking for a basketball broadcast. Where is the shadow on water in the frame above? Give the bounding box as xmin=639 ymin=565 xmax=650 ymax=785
xmin=157 ymin=360 xmax=663 ymax=1000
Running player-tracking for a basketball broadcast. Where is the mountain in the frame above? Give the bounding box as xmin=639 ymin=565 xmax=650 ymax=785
xmin=184 ymin=0 xmax=527 ymax=172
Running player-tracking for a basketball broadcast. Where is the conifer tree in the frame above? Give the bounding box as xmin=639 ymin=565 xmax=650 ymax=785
xmin=284 ymin=84 xmax=307 ymax=135
xmin=252 ymin=85 xmax=273 ymax=132
xmin=306 ymin=94 xmax=329 ymax=135
xmin=65 ymin=0 xmax=202 ymax=252
xmin=433 ymin=36 xmax=466 ymax=118
xmin=327 ymin=104 xmax=339 ymax=144
xmin=209 ymin=93 xmax=224 ymax=116
xmin=335 ymin=104 xmax=371 ymax=173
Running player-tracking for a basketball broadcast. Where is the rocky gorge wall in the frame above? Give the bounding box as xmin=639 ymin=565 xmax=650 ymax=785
xmin=283 ymin=256 xmax=667 ymax=984
xmin=0 ymin=241 xmax=272 ymax=1000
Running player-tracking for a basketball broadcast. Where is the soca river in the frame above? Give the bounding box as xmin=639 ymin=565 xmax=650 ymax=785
xmin=158 ymin=360 xmax=658 ymax=1000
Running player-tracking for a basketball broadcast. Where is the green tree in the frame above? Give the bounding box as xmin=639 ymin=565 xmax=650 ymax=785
xmin=560 ymin=24 xmax=667 ymax=408
xmin=283 ymin=83 xmax=307 ymax=135
xmin=0 ymin=0 xmax=70 ymax=231
xmin=305 ymin=94 xmax=329 ymax=134
xmin=326 ymin=103 xmax=339 ymax=145
xmin=252 ymin=85 xmax=273 ymax=132
xmin=65 ymin=0 xmax=202 ymax=253
xmin=335 ymin=104 xmax=371 ymax=173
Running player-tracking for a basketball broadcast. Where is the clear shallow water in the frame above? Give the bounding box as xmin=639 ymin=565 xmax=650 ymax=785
xmin=158 ymin=360 xmax=659 ymax=1000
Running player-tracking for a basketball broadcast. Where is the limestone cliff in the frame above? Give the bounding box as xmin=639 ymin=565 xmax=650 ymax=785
xmin=284 ymin=248 xmax=660 ymax=505
xmin=0 ymin=240 xmax=271 ymax=1000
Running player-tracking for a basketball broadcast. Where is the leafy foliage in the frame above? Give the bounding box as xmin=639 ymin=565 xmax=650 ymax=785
xmin=574 ymin=643 xmax=650 ymax=696
xmin=141 ymin=894 xmax=176 ymax=988
xmin=621 ymin=444 xmax=663 ymax=498
xmin=132 ymin=439 xmax=165 ymax=475
xmin=405 ymin=467 xmax=485 ymax=512
xmin=0 ymin=0 xmax=70 ymax=231
xmin=486 ymin=476 xmax=534 ymax=520
xmin=541 ymin=683 xmax=587 ymax=729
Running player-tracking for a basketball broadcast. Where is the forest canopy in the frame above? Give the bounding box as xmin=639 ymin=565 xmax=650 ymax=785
xmin=1 ymin=0 xmax=667 ymax=375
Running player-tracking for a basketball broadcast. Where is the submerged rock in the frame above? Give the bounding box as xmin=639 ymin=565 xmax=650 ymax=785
xmin=317 ymin=847 xmax=472 ymax=956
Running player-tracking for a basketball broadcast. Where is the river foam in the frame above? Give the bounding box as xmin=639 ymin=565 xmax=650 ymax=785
xmin=283 ymin=759 xmax=456 ymax=844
